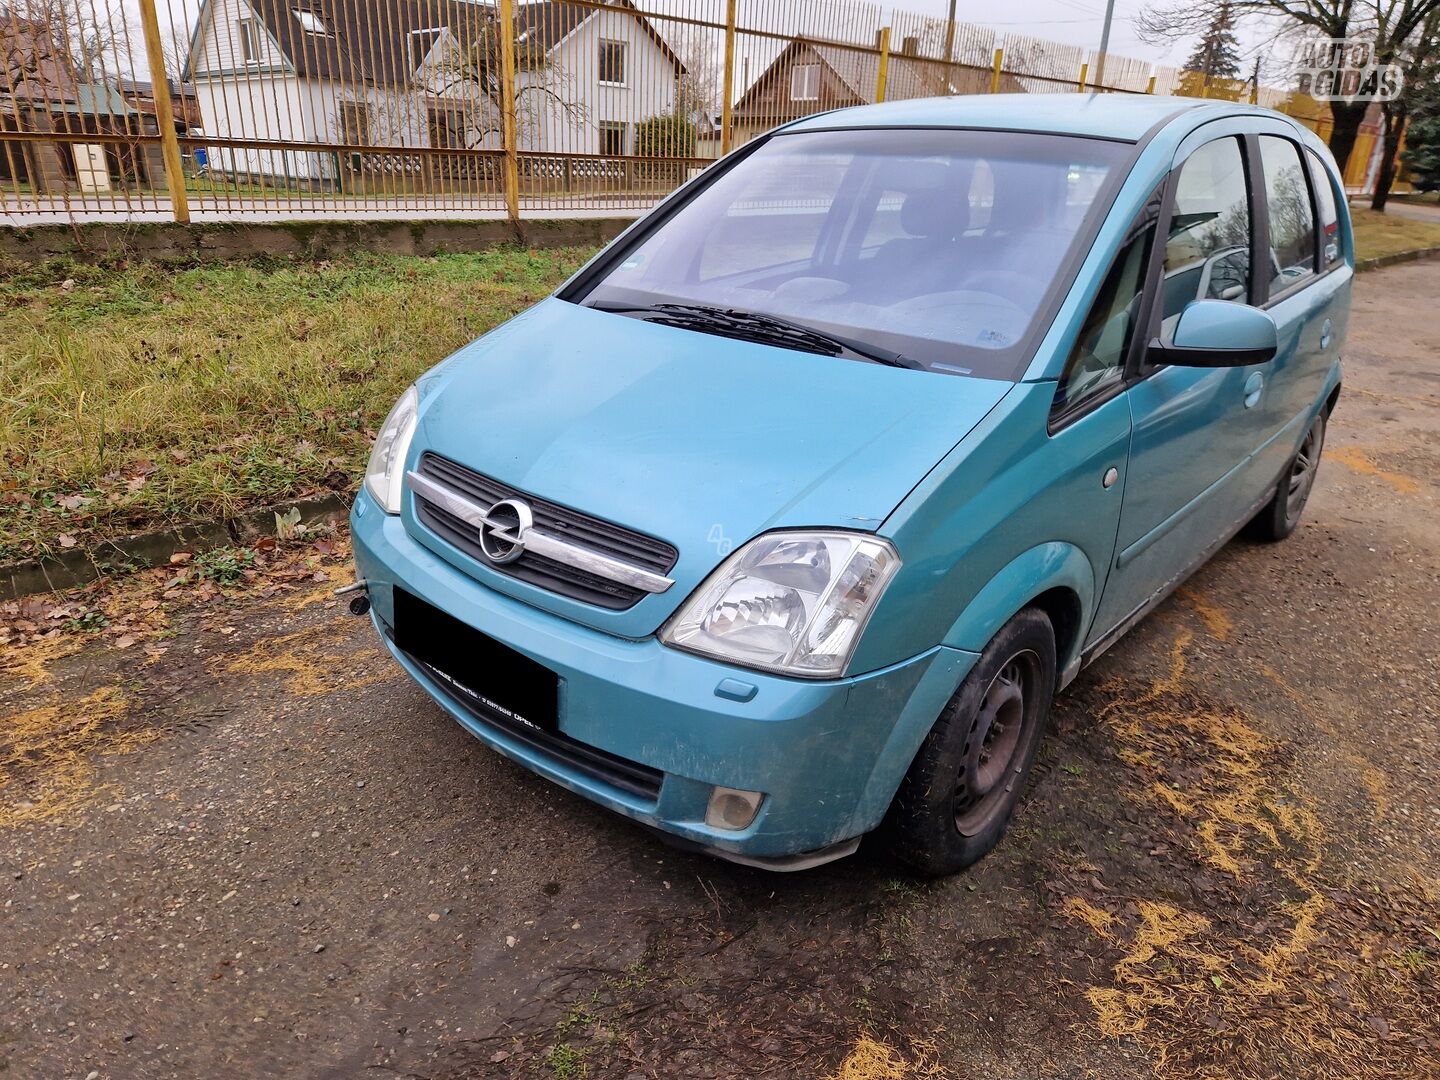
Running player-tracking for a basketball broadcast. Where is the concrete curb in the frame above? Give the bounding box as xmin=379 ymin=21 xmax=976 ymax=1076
xmin=0 ymin=217 xmax=636 ymax=264
xmin=0 ymin=493 xmax=349 ymax=601
xmin=1355 ymin=245 xmax=1440 ymax=272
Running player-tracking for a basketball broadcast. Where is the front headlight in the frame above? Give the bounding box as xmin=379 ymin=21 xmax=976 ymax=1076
xmin=661 ymin=531 xmax=901 ymax=679
xmin=364 ymin=384 xmax=418 ymax=514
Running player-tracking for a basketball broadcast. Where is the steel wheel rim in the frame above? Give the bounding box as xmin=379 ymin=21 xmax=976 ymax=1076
xmin=1286 ymin=423 xmax=1321 ymax=520
xmin=954 ymin=650 xmax=1039 ymax=836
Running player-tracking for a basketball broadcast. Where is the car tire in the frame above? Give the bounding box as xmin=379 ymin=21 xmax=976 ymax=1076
xmin=884 ymin=608 xmax=1057 ymax=877
xmin=1244 ymin=411 xmax=1326 ymax=543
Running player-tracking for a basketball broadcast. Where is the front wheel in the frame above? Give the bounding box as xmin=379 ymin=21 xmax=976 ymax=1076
xmin=884 ymin=608 xmax=1056 ymax=877
xmin=1245 ymin=410 xmax=1326 ymax=543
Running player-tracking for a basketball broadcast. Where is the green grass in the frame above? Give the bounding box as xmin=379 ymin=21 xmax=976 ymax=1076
xmin=0 ymin=246 xmax=593 ymax=561
xmin=1351 ymin=207 xmax=1440 ymax=261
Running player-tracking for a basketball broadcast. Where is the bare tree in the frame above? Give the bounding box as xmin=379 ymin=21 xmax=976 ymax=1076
xmin=427 ymin=15 xmax=585 ymax=151
xmin=1371 ymin=9 xmax=1440 ymax=209
xmin=3 ymin=0 xmax=132 ymax=86
xmin=672 ymin=29 xmax=722 ymax=125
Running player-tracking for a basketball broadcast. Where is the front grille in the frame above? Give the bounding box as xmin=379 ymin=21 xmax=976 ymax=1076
xmin=412 ymin=453 xmax=678 ymax=611
xmin=391 ymin=637 xmax=663 ymax=803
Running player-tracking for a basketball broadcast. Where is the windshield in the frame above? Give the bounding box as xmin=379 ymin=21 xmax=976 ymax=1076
xmin=574 ymin=128 xmax=1130 ymax=379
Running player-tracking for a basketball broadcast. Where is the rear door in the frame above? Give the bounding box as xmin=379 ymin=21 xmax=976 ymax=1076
xmin=1246 ymin=133 xmax=1349 ymax=489
xmin=1088 ymin=129 xmax=1270 ymax=644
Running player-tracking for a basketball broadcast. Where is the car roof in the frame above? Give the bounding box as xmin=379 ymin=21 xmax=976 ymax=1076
xmin=783 ymin=93 xmax=1271 ymax=142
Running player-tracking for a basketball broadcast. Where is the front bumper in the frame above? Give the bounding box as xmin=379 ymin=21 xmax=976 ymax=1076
xmin=351 ymin=491 xmax=977 ymax=865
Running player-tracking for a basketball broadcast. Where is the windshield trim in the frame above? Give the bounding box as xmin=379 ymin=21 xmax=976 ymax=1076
xmin=559 ymin=127 xmax=1144 ymax=382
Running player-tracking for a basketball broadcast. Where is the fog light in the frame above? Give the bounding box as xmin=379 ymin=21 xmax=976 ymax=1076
xmin=705 ymin=786 xmax=765 ymax=831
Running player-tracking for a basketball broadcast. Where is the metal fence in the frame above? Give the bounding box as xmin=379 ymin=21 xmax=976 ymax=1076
xmin=1 ymin=0 xmax=1336 ymax=225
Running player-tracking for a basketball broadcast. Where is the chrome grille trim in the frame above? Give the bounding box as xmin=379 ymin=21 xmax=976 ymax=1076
xmin=406 ymin=469 xmax=675 ymax=596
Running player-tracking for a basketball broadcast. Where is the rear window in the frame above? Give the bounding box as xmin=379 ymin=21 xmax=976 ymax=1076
xmin=1307 ymin=149 xmax=1342 ymax=268
xmin=576 ymin=128 xmax=1130 ymax=379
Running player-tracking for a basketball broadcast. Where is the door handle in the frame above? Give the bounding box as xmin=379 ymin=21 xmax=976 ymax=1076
xmin=1243 ymin=371 xmax=1265 ymax=409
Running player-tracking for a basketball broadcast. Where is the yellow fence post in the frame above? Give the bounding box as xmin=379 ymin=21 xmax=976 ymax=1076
xmin=1077 ymin=63 xmax=1088 ymax=93
xmin=720 ymin=0 xmax=737 ymax=156
xmin=876 ymin=27 xmax=892 ymax=102
xmin=1146 ymin=74 xmax=1157 ymax=94
xmin=137 ymin=0 xmax=189 ymax=223
xmin=497 ymin=0 xmax=520 ymax=225
xmin=991 ymin=48 xmax=1004 ymax=93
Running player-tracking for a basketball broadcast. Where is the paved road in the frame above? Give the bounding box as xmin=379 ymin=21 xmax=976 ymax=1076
xmin=2 ymin=262 xmax=1438 ymax=1079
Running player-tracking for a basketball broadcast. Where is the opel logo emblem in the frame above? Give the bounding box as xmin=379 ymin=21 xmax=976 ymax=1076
xmin=478 ymin=498 xmax=533 ymax=564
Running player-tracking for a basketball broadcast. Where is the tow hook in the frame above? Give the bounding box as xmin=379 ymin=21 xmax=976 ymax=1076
xmin=335 ymin=580 xmax=370 ymax=617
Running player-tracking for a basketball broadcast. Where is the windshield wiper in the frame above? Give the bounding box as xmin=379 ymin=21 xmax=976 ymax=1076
xmin=586 ymin=300 xmax=923 ymax=370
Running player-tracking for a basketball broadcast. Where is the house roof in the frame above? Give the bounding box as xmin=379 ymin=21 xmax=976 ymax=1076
xmin=189 ymin=0 xmax=680 ymax=88
xmin=1 ymin=14 xmax=80 ymax=102
xmin=731 ymin=39 xmax=1023 ymax=125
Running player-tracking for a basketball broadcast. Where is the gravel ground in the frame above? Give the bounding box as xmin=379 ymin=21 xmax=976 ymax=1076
xmin=2 ymin=262 xmax=1437 ymax=1080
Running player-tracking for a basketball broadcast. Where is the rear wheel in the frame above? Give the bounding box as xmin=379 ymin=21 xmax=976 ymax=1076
xmin=885 ymin=608 xmax=1056 ymax=877
xmin=1245 ymin=411 xmax=1326 ymax=543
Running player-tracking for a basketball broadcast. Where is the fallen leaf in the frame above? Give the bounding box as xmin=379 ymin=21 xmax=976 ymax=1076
xmin=58 ymin=533 xmax=77 ymax=549
xmin=114 ymin=634 xmax=136 ymax=649
xmin=170 ymin=552 xmax=193 ymax=565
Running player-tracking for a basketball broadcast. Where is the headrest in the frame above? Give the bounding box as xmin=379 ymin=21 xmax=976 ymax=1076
xmin=901 ymin=184 xmax=971 ymax=240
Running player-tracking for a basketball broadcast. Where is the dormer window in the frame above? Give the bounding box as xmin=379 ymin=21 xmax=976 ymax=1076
xmin=292 ymin=9 xmax=328 ymax=34
xmin=408 ymin=28 xmax=443 ymax=69
xmin=790 ymin=63 xmax=820 ymax=101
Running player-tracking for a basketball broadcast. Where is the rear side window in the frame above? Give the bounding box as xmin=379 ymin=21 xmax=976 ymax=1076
xmin=1259 ymin=135 xmax=1317 ymax=292
xmin=1307 ymin=149 xmax=1342 ymax=268
xmin=1161 ymin=137 xmax=1252 ymax=337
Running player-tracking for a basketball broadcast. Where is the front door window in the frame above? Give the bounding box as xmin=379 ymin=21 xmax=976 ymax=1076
xmin=1161 ymin=136 xmax=1252 ymax=337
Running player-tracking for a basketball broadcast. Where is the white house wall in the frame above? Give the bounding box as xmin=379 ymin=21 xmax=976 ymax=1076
xmin=528 ymin=10 xmax=678 ymax=155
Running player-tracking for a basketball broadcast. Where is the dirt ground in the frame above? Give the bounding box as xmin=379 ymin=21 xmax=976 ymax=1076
xmin=2 ymin=262 xmax=1438 ymax=1080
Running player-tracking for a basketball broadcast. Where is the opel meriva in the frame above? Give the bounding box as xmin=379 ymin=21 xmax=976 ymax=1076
xmin=348 ymin=95 xmax=1350 ymax=875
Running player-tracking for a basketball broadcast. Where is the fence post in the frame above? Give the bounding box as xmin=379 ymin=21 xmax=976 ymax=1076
xmin=136 ymin=0 xmax=189 ymax=223
xmin=1077 ymin=63 xmax=1088 ymax=93
xmin=876 ymin=27 xmax=892 ymax=102
xmin=1145 ymin=74 xmax=1156 ymax=94
xmin=720 ymin=0 xmax=737 ymax=156
xmin=498 ymin=0 xmax=521 ymax=225
xmin=991 ymin=48 xmax=1004 ymax=93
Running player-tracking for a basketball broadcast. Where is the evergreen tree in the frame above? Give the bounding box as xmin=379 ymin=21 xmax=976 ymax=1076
xmin=1181 ymin=3 xmax=1242 ymax=81
xmin=1402 ymin=79 xmax=1440 ymax=195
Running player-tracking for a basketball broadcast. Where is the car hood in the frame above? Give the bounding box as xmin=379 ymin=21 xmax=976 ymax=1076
xmin=409 ymin=298 xmax=1012 ymax=637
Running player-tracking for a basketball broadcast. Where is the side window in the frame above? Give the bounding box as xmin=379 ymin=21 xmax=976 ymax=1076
xmin=1054 ymin=221 xmax=1155 ymax=418
xmin=1307 ymin=148 xmax=1342 ymax=268
xmin=1161 ymin=137 xmax=1252 ymax=338
xmin=1259 ymin=135 xmax=1317 ymax=292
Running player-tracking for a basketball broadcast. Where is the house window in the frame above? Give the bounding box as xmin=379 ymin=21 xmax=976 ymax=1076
xmin=599 ymin=39 xmax=626 ymax=84
xmin=600 ymin=121 xmax=627 ymax=156
xmin=291 ymin=8 xmax=327 ymax=33
xmin=428 ymin=108 xmax=464 ymax=149
xmin=338 ymin=101 xmax=370 ymax=146
xmin=790 ymin=63 xmax=820 ymax=101
xmin=237 ymin=17 xmax=261 ymax=63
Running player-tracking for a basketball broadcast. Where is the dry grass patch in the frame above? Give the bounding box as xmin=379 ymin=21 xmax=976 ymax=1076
xmin=1063 ymin=632 xmax=1440 ymax=1079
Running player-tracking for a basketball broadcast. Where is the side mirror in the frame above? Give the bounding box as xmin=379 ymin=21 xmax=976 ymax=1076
xmin=1147 ymin=300 xmax=1278 ymax=368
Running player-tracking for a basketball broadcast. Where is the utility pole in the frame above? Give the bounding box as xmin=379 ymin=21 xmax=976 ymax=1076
xmin=1093 ymin=0 xmax=1117 ymax=90
xmin=944 ymin=0 xmax=958 ymax=64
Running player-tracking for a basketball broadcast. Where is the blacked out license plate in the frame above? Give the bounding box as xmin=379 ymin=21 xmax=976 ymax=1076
xmin=392 ymin=587 xmax=559 ymax=734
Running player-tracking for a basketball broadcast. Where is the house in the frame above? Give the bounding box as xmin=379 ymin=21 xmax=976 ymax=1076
xmin=714 ymin=36 xmax=1027 ymax=151
xmin=180 ymin=0 xmax=685 ymax=188
xmin=1 ymin=14 xmax=167 ymax=193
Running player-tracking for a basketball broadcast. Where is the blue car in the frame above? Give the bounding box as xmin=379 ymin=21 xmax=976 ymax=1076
xmin=350 ymin=95 xmax=1349 ymax=875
